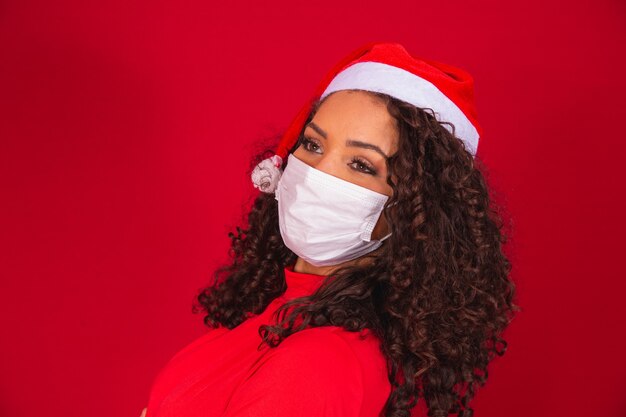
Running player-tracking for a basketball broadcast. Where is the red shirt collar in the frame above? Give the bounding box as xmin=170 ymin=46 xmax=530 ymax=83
xmin=282 ymin=264 xmax=329 ymax=299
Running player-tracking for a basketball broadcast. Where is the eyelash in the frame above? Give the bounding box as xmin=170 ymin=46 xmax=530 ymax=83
xmin=350 ymin=156 xmax=377 ymax=176
xmin=300 ymin=136 xmax=378 ymax=176
xmin=301 ymin=136 xmax=321 ymax=153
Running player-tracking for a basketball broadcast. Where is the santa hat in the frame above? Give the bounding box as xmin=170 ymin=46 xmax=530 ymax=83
xmin=252 ymin=42 xmax=482 ymax=193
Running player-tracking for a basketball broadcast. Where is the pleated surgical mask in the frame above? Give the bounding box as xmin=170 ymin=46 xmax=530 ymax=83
xmin=274 ymin=153 xmax=392 ymax=267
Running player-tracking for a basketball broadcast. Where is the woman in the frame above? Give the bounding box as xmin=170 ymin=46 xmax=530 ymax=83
xmin=143 ymin=42 xmax=516 ymax=417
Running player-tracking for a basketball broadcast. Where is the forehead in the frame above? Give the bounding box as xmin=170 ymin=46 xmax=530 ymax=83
xmin=310 ymin=90 xmax=399 ymax=154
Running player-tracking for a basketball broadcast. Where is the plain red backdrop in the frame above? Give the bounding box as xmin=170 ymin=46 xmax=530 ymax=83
xmin=1 ymin=1 xmax=625 ymax=416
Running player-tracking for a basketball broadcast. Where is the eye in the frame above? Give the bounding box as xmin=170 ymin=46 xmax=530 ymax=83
xmin=301 ymin=136 xmax=322 ymax=154
xmin=349 ymin=157 xmax=377 ymax=175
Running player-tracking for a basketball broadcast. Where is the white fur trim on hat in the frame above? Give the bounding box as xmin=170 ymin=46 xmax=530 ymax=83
xmin=320 ymin=61 xmax=479 ymax=156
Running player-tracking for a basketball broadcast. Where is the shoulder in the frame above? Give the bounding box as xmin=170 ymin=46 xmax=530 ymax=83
xmin=257 ymin=327 xmax=366 ymax=389
xmin=269 ymin=327 xmax=391 ymax=414
xmin=281 ymin=327 xmax=387 ymax=374
xmin=225 ymin=328 xmax=365 ymax=417
xmin=224 ymin=326 xmax=389 ymax=417
xmin=274 ymin=326 xmax=388 ymax=381
xmin=278 ymin=326 xmax=363 ymax=361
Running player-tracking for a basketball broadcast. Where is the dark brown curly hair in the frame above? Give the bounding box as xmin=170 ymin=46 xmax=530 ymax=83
xmin=193 ymin=91 xmax=517 ymax=417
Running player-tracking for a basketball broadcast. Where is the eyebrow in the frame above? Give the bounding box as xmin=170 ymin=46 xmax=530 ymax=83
xmin=306 ymin=122 xmax=390 ymax=159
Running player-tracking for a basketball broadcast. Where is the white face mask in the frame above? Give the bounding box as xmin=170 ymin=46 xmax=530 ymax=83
xmin=274 ymin=153 xmax=392 ymax=267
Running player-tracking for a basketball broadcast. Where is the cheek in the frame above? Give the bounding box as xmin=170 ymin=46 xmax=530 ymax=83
xmin=338 ymin=172 xmax=389 ymax=196
xmin=369 ymin=182 xmax=391 ymax=197
xmin=290 ymin=148 xmax=312 ymax=166
xmin=339 ymin=167 xmax=393 ymax=197
xmin=370 ymin=174 xmax=393 ymax=197
xmin=291 ymin=146 xmax=303 ymax=158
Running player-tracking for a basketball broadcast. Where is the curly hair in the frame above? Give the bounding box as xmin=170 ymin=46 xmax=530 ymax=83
xmin=193 ymin=91 xmax=517 ymax=417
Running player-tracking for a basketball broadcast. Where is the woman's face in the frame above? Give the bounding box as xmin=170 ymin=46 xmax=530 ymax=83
xmin=292 ymin=90 xmax=399 ymax=240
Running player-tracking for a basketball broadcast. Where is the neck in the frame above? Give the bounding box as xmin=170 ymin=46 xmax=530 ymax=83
xmin=293 ymin=251 xmax=380 ymax=276
xmin=293 ymin=258 xmax=338 ymax=276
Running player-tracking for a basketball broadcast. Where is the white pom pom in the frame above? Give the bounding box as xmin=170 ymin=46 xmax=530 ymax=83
xmin=251 ymin=155 xmax=283 ymax=193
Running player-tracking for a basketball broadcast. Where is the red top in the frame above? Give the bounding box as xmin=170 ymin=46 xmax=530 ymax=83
xmin=145 ymin=265 xmax=392 ymax=417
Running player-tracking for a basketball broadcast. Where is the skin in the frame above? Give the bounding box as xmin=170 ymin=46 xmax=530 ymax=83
xmin=291 ymin=90 xmax=399 ymax=276
xmin=139 ymin=91 xmax=399 ymax=415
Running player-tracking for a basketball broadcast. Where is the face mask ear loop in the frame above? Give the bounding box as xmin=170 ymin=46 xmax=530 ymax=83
xmin=378 ymin=199 xmax=397 ymax=242
xmin=379 ymin=231 xmax=392 ymax=242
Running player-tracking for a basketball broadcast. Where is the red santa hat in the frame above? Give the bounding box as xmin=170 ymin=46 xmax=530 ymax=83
xmin=252 ymin=42 xmax=483 ymax=193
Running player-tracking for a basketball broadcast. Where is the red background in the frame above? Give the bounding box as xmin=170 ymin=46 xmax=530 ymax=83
xmin=1 ymin=1 xmax=625 ymax=416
